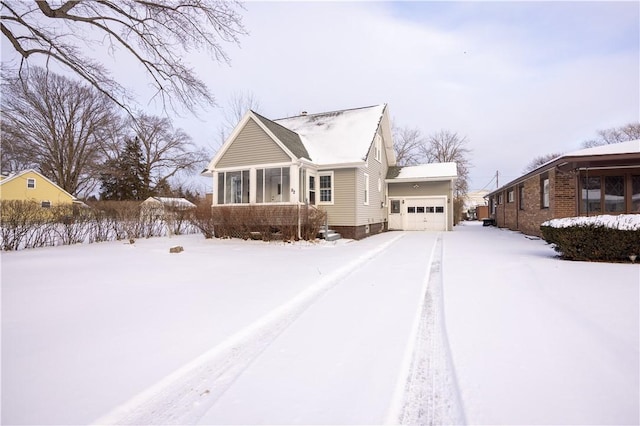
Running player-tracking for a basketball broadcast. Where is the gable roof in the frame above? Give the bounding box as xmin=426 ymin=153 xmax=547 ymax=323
xmin=0 ymin=169 xmax=76 ymax=200
xmin=386 ymin=162 xmax=458 ymax=181
xmin=274 ymin=104 xmax=386 ymax=165
xmin=487 ymin=139 xmax=640 ymax=197
xmin=252 ymin=112 xmax=310 ymax=160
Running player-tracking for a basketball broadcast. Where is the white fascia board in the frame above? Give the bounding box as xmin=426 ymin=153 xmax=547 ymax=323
xmin=379 ymin=105 xmax=397 ymax=166
xmin=386 ymin=176 xmax=457 ymax=183
xmin=2 ymin=169 xmax=77 ymax=200
xmin=206 ymin=111 xmax=253 ymax=171
xmin=206 ymin=111 xmax=298 ymax=172
xmin=214 ymin=161 xmax=297 ymax=172
xmin=317 ymin=161 xmax=367 ymax=170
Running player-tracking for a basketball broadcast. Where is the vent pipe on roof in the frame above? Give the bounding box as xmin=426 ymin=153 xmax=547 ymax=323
xmin=301 ymin=111 xmax=307 ymax=116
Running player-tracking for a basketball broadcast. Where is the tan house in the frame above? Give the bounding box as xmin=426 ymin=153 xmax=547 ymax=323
xmin=486 ymin=140 xmax=640 ymax=237
xmin=203 ymin=104 xmax=458 ymax=239
xmin=0 ymin=169 xmax=76 ymax=208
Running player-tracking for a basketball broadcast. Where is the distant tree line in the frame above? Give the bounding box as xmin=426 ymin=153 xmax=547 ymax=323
xmin=1 ymin=67 xmax=208 ymax=201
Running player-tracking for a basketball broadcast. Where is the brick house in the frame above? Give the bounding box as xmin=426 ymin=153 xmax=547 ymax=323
xmin=486 ymin=140 xmax=640 ymax=237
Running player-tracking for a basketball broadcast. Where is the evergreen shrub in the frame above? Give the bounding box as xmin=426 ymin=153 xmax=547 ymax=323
xmin=541 ymin=217 xmax=640 ymax=262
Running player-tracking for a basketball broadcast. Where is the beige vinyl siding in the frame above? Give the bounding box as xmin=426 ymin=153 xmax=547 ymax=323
xmin=388 ymin=181 xmax=451 ymax=197
xmin=320 ymin=168 xmax=356 ymax=226
xmin=216 ymin=118 xmax=291 ymax=168
xmin=356 ymin=129 xmax=388 ymax=226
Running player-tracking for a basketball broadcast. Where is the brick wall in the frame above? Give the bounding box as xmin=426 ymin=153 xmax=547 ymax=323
xmin=493 ymin=168 xmax=578 ymax=237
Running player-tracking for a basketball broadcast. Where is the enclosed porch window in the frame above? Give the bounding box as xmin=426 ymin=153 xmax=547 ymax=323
xmin=256 ymin=167 xmax=290 ymax=203
xmin=217 ymin=170 xmax=250 ymax=204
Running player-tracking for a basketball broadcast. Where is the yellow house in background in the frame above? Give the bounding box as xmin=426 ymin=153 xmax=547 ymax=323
xmin=0 ymin=169 xmax=76 ymax=207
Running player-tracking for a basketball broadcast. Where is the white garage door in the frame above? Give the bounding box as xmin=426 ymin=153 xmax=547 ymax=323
xmin=404 ymin=197 xmax=447 ymax=231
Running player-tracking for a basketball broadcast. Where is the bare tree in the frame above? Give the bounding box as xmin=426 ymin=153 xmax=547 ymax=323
xmin=582 ymin=122 xmax=640 ymax=148
xmin=1 ymin=67 xmax=118 ymax=196
xmin=214 ymin=90 xmax=261 ymax=152
xmin=129 ymin=114 xmax=209 ymax=195
xmin=522 ymin=152 xmax=564 ymax=173
xmin=420 ymin=130 xmax=472 ymax=196
xmin=392 ymin=125 xmax=425 ymax=166
xmin=1 ymin=1 xmax=246 ymax=113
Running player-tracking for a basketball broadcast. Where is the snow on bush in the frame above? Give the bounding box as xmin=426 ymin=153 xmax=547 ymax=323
xmin=542 ymin=214 xmax=640 ymax=231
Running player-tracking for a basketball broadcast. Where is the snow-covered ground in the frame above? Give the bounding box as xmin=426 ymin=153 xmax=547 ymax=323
xmin=1 ymin=222 xmax=638 ymax=424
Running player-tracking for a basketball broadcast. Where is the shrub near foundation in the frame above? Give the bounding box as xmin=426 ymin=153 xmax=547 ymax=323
xmin=209 ymin=205 xmax=326 ymax=241
xmin=541 ymin=215 xmax=640 ymax=262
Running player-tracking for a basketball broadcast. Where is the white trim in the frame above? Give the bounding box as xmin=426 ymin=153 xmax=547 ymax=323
xmin=318 ymin=171 xmax=334 ymax=205
xmin=0 ymin=169 xmax=76 ymax=200
xmin=316 ymin=161 xmax=367 ymax=169
xmin=215 ymin=161 xmax=295 ymax=173
xmin=206 ymin=112 xmax=298 ymax=171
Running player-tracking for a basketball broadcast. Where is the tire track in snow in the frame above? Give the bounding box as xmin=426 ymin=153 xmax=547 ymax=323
xmin=92 ymin=233 xmax=406 ymax=425
xmin=386 ymin=234 xmax=466 ymax=425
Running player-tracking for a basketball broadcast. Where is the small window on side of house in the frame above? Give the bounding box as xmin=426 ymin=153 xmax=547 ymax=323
xmin=541 ymin=175 xmax=550 ymax=209
xmin=507 ymin=190 xmax=514 ymax=203
xmin=364 ymin=173 xmax=369 ymax=205
xmin=319 ymin=172 xmax=333 ymax=204
xmin=374 ymin=134 xmax=382 ymax=162
xmin=41 ymin=201 xmax=51 ymax=208
xmin=27 ymin=178 xmax=35 ymax=189
xmin=498 ymin=193 xmax=503 ymax=204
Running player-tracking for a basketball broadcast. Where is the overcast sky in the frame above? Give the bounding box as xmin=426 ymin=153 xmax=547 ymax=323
xmin=3 ymin=1 xmax=639 ymax=192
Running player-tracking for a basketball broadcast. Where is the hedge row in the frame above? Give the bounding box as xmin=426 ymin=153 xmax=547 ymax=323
xmin=210 ymin=205 xmax=327 ymax=242
xmin=540 ymin=224 xmax=640 ymax=262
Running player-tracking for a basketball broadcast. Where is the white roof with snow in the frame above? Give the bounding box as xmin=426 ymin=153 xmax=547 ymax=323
xmin=274 ymin=105 xmax=385 ymax=165
xmin=564 ymin=139 xmax=640 ymax=158
xmin=393 ymin=162 xmax=457 ymax=180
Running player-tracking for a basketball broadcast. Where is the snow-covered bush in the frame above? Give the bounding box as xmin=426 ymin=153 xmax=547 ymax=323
xmin=541 ymin=214 xmax=640 ymax=262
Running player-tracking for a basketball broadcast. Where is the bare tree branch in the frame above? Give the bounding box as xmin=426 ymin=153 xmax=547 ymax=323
xmin=522 ymin=152 xmax=563 ymax=173
xmin=582 ymin=122 xmax=640 ymax=148
xmin=420 ymin=130 xmax=472 ymax=196
xmin=1 ymin=1 xmax=246 ymax=114
xmin=392 ymin=124 xmax=425 ymax=166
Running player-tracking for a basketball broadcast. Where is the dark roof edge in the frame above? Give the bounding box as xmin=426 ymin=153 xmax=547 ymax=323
xmin=486 ymin=151 xmax=640 ymax=197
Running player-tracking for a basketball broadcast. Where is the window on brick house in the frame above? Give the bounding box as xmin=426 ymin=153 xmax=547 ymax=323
xmin=540 ymin=174 xmax=549 ymax=209
xmin=507 ymin=189 xmax=514 ymax=203
xmin=498 ymin=193 xmax=503 ymax=204
xmin=519 ymin=185 xmax=525 ymax=210
xmin=633 ymin=175 xmax=640 ymax=212
xmin=604 ymin=176 xmax=625 ymax=213
xmin=580 ymin=176 xmax=601 ymax=214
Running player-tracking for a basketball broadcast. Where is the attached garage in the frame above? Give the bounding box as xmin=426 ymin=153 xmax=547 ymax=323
xmin=386 ymin=163 xmax=457 ymax=232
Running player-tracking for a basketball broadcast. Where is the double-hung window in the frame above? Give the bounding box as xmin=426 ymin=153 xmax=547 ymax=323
xmin=319 ymin=172 xmax=333 ymax=204
xmin=27 ymin=178 xmax=35 ymax=189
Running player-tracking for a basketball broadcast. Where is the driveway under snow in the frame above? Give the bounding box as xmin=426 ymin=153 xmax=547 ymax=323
xmin=1 ymin=222 xmax=638 ymax=425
